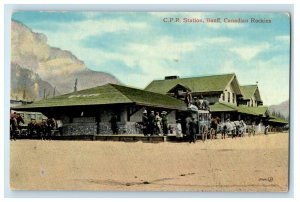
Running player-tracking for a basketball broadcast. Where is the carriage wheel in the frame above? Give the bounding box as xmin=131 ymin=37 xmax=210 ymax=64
xmin=210 ymin=128 xmax=216 ymax=140
xmin=202 ymin=126 xmax=208 ymax=142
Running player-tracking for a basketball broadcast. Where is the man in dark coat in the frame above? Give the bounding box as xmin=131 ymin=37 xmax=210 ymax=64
xmin=189 ymin=118 xmax=197 ymax=143
xmin=110 ymin=114 xmax=118 ymax=135
xmin=148 ymin=111 xmax=155 ymax=136
xmin=161 ymin=111 xmax=168 ymax=136
xmin=142 ymin=110 xmax=149 ymax=136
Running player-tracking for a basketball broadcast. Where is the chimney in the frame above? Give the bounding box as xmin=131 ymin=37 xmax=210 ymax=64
xmin=165 ymin=75 xmax=180 ymax=80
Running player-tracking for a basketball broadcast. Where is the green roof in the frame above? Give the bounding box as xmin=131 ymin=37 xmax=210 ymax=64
xmin=237 ymin=105 xmax=269 ymax=116
xmin=145 ymin=73 xmax=240 ymax=94
xmin=210 ymin=102 xmax=269 ymax=116
xmin=240 ymin=85 xmax=258 ymax=100
xmin=210 ymin=102 xmax=237 ymax=112
xmin=269 ymin=116 xmax=288 ymax=124
xmin=12 ymin=84 xmax=186 ymax=110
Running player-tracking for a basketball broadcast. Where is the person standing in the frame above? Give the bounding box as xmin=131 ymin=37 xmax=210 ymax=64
xmin=155 ymin=112 xmax=162 ymax=135
xmin=161 ymin=111 xmax=168 ymax=136
xmin=189 ymin=117 xmax=197 ymax=143
xmin=142 ymin=110 xmax=148 ymax=136
xmin=264 ymin=124 xmax=269 ymax=135
xmin=10 ymin=112 xmax=18 ymax=140
xmin=185 ymin=116 xmax=192 ymax=136
xmin=184 ymin=90 xmax=193 ymax=107
xmin=110 ymin=113 xmax=118 ymax=135
xmin=148 ymin=111 xmax=155 ymax=136
xmin=194 ymin=97 xmax=201 ymax=109
xmin=176 ymin=119 xmax=183 ymax=139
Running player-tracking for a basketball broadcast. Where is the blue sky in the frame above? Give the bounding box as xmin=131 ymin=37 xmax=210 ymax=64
xmin=12 ymin=11 xmax=290 ymax=105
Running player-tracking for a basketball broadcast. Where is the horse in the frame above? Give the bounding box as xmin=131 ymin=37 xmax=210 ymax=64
xmin=45 ymin=118 xmax=57 ymax=140
xmin=10 ymin=113 xmax=24 ymax=140
xmin=231 ymin=121 xmax=244 ymax=138
xmin=219 ymin=120 xmax=246 ymax=139
xmin=236 ymin=120 xmax=246 ymax=137
xmin=210 ymin=117 xmax=221 ymax=140
xmin=248 ymin=124 xmax=256 ymax=136
xmin=219 ymin=121 xmax=236 ymax=139
xmin=28 ymin=119 xmax=48 ymax=140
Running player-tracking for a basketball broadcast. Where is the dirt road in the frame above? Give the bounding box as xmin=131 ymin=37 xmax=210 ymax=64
xmin=10 ymin=133 xmax=289 ymax=192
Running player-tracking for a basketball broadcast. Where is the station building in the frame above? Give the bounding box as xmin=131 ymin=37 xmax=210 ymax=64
xmin=12 ymin=73 xmax=288 ymax=135
xmin=13 ymin=83 xmax=185 ymax=135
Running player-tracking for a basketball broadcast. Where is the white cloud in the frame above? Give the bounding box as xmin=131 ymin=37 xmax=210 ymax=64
xmin=275 ymin=35 xmax=290 ymax=43
xmin=230 ymin=43 xmax=270 ymax=61
xmin=204 ymin=37 xmax=233 ymax=44
xmin=78 ymin=36 xmax=198 ymax=86
xmin=219 ymin=56 xmax=289 ymax=106
xmin=36 ymin=18 xmax=149 ymax=47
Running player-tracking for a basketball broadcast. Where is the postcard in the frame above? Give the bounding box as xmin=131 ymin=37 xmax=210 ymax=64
xmin=9 ymin=11 xmax=290 ymax=192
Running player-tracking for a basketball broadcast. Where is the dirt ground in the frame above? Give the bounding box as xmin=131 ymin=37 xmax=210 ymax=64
xmin=10 ymin=133 xmax=289 ymax=192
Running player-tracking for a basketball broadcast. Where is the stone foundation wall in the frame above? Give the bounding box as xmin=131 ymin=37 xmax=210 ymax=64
xmin=63 ymin=123 xmax=97 ymax=136
xmin=129 ymin=108 xmax=144 ymax=123
xmin=62 ymin=117 xmax=97 ymax=136
xmin=60 ymin=109 xmax=177 ymax=136
xmin=62 ymin=121 xmax=143 ymax=135
xmin=98 ymin=122 xmax=142 ymax=134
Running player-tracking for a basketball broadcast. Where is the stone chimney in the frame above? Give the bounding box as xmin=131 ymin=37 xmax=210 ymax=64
xmin=164 ymin=75 xmax=180 ymax=80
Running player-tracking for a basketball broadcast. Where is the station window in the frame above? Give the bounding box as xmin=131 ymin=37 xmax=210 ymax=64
xmin=228 ymin=92 xmax=230 ymax=103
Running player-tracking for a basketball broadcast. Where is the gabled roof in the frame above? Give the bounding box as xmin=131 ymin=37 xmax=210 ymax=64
xmin=240 ymin=85 xmax=262 ymax=102
xmin=12 ymin=84 xmax=186 ymax=110
xmin=145 ymin=73 xmax=242 ymax=95
xmin=167 ymin=83 xmax=191 ymax=93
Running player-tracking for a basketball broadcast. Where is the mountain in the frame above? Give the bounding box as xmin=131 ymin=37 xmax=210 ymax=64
xmin=269 ymin=100 xmax=289 ymax=119
xmin=11 ymin=63 xmax=60 ymax=101
xmin=11 ymin=20 xmax=119 ymax=100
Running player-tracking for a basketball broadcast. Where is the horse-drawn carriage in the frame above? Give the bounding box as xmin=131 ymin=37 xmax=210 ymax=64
xmin=10 ymin=110 xmax=57 ymax=140
xmin=180 ymin=105 xmax=212 ymax=141
xmin=183 ymin=105 xmax=248 ymax=140
xmin=218 ymin=120 xmax=247 ymax=139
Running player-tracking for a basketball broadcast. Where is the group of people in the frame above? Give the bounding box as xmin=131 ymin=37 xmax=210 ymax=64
xmin=175 ymin=117 xmax=197 ymax=143
xmin=142 ymin=110 xmax=169 ymax=136
xmin=184 ymin=91 xmax=210 ymax=110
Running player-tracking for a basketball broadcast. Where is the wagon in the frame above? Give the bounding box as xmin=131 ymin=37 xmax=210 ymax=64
xmin=185 ymin=105 xmax=211 ymax=141
xmin=10 ymin=110 xmax=48 ymax=138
